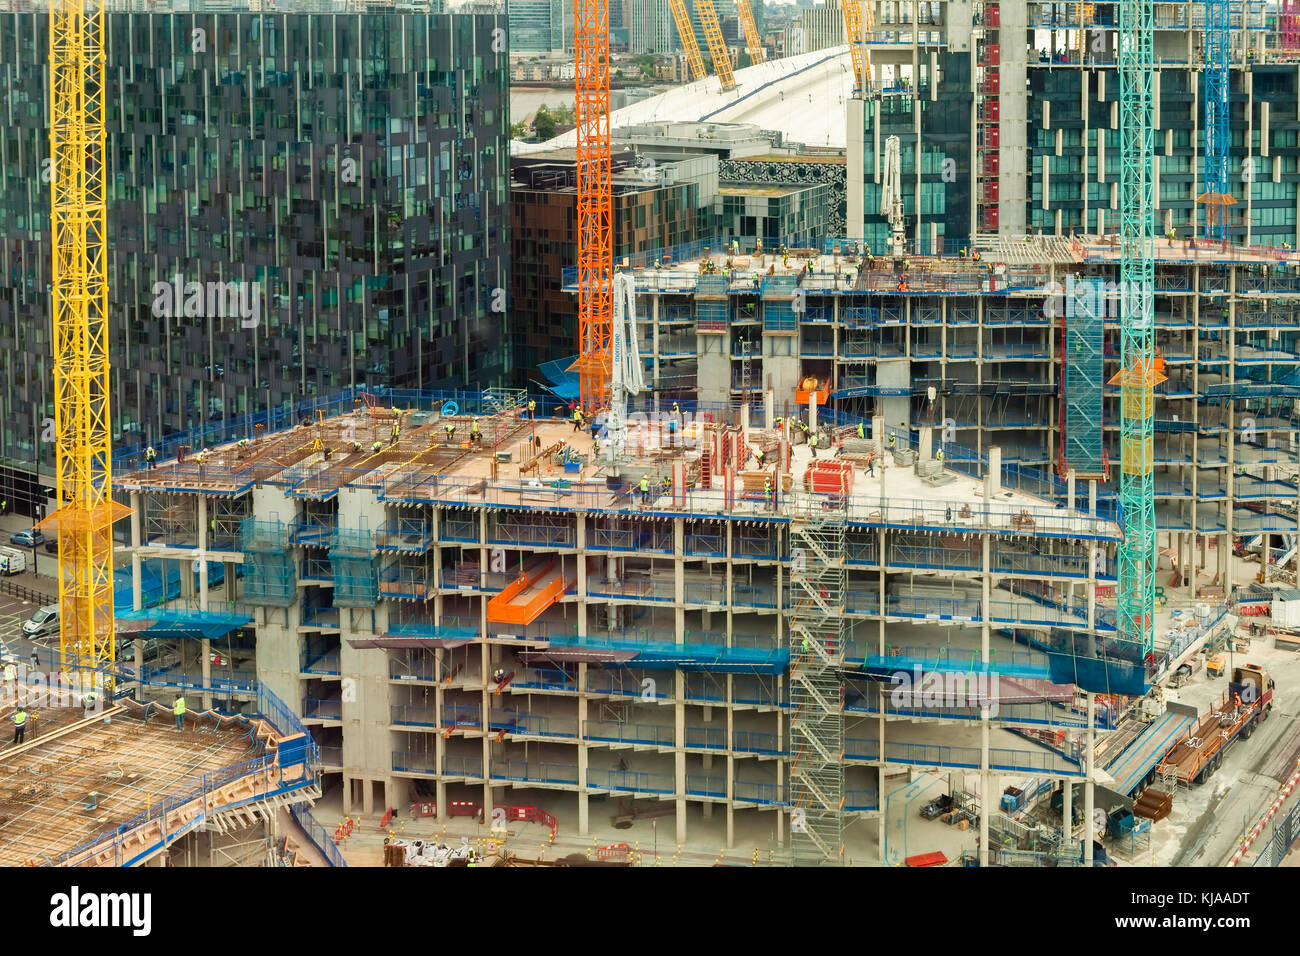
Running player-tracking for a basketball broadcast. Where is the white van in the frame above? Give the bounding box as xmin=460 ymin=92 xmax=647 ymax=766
xmin=22 ymin=604 xmax=59 ymax=639
xmin=0 ymin=547 xmax=25 ymax=576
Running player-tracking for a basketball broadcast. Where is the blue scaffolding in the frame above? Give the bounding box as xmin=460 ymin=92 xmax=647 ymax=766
xmin=330 ymin=526 xmax=379 ymax=607
xmin=241 ymin=518 xmax=296 ymax=607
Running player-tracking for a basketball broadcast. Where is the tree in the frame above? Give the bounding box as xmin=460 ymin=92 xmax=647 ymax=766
xmin=510 ymin=120 xmax=530 ymax=140
xmin=533 ymin=105 xmax=558 ymax=141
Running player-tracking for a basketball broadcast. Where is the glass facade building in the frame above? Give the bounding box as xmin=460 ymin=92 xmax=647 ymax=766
xmin=1027 ymin=64 xmax=1300 ymax=245
xmin=0 ymin=8 xmax=509 ymax=499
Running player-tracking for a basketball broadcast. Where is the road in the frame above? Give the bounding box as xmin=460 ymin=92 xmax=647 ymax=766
xmin=1151 ymin=641 xmax=1300 ymax=867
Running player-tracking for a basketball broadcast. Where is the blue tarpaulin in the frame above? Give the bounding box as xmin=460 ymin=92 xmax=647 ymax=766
xmin=112 ymin=558 xmax=226 ymax=611
xmin=538 ymin=356 xmax=581 ymax=400
xmin=115 ymin=607 xmax=253 ymax=641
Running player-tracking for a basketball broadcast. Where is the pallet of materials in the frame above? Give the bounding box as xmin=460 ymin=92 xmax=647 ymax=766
xmin=803 ymin=460 xmax=854 ymax=495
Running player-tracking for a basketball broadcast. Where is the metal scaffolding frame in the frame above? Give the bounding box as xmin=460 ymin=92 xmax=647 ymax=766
xmin=785 ymin=492 xmax=847 ymax=864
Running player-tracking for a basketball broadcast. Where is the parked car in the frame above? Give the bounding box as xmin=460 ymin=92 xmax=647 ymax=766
xmin=43 ymin=537 xmax=58 ymax=554
xmin=9 ymin=529 xmax=43 ymax=548
xmin=22 ymin=604 xmax=59 ymax=639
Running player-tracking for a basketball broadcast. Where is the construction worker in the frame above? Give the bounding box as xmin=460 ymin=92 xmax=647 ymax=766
xmin=492 ymin=667 xmax=504 ymax=684
xmin=639 ymin=475 xmax=650 ymax=503
xmin=889 ymin=434 xmax=897 ymax=451
xmin=0 ymin=500 xmax=5 ymax=516
xmin=857 ymin=422 xmax=865 ymax=440
xmin=445 ymin=421 xmax=456 ymax=443
xmin=866 ymin=452 xmax=876 ymax=477
xmin=754 ymin=448 xmax=765 ymax=468
xmin=809 ymin=433 xmax=820 ymax=457
xmin=391 ymin=416 xmax=401 ymax=444
xmin=145 ymin=446 xmax=157 ymax=470
xmin=29 ymin=649 xmax=38 ymax=674
xmin=2 ymin=660 xmax=16 ymax=695
xmin=572 ymin=406 xmax=584 ymax=432
xmin=471 ymin=418 xmax=482 ymax=446
xmin=11 ymin=704 xmax=28 ymax=745
xmin=774 ymin=416 xmax=784 ymax=429
xmin=672 ymin=401 xmax=680 ymax=417
xmin=83 ymin=688 xmax=99 ymax=717
xmin=936 ymin=448 xmax=944 ymax=462
xmin=661 ymin=476 xmax=671 ymax=498
xmin=173 ymin=693 xmax=187 ymax=730
xmin=764 ymin=476 xmax=773 ymax=510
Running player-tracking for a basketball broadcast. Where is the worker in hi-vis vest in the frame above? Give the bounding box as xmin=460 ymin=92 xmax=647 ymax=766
xmin=173 ymin=694 xmax=187 ymax=730
xmin=12 ymin=705 xmax=29 ymax=745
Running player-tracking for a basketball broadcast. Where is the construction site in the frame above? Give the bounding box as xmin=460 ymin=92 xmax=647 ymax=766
xmin=4 ymin=0 xmax=1300 ymax=872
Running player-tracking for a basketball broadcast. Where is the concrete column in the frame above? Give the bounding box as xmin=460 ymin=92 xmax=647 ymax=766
xmin=198 ymin=498 xmax=211 ymax=710
xmin=985 ymin=446 xmax=1002 ymax=498
xmin=578 ymin=661 xmax=589 ymax=836
xmin=979 ymin=534 xmax=991 ymax=866
xmin=809 ymin=392 xmax=819 ymax=433
xmin=130 ymin=492 xmax=143 ymax=692
xmin=1067 ymin=469 xmax=1077 ymax=513
xmin=675 ymin=670 xmax=687 ymax=845
xmin=919 ymin=425 xmax=933 ymax=462
xmin=1063 ymin=780 xmax=1073 ymax=846
xmin=436 ymin=647 xmax=447 ymax=823
xmin=764 ymin=388 xmax=774 ymax=429
xmin=1084 ymin=692 xmax=1095 ymax=865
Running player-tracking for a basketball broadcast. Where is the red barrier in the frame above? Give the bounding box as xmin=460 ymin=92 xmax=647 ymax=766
xmin=597 ymin=843 xmax=632 ymax=861
xmin=409 ymin=801 xmax=437 ymax=818
xmin=448 ymin=801 xmax=482 ymax=820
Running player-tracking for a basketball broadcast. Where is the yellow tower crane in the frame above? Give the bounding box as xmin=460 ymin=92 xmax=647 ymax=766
xmin=668 ymin=0 xmax=707 ymax=82
xmin=737 ymin=0 xmax=767 ymax=64
xmin=841 ymin=0 xmax=872 ymax=94
xmin=42 ymin=0 xmax=128 ymax=689
xmin=696 ymin=0 xmax=737 ymax=91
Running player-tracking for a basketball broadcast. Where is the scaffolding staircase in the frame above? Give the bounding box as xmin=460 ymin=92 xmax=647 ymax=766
xmin=1059 ymin=275 xmax=1105 ymax=479
xmin=786 ymin=492 xmax=847 ymax=865
xmin=482 ymin=387 xmax=528 ymax=417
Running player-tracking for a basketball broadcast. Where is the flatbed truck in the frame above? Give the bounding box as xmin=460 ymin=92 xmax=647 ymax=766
xmin=1155 ymin=665 xmax=1274 ymax=786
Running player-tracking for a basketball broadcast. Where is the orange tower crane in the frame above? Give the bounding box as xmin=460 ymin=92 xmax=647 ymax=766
xmin=573 ymin=0 xmax=613 ymax=407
